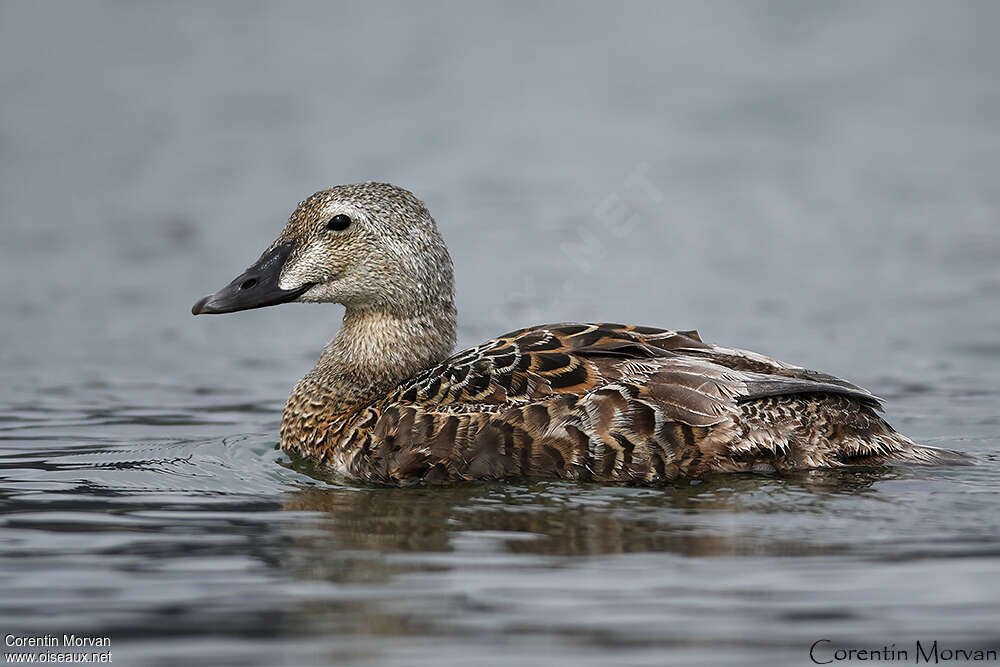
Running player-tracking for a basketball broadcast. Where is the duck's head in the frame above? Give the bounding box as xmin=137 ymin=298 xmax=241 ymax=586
xmin=192 ymin=182 xmax=455 ymax=318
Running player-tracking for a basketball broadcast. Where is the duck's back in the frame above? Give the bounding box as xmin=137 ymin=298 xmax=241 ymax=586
xmin=291 ymin=323 xmax=967 ymax=484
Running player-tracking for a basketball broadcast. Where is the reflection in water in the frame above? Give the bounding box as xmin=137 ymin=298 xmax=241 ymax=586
xmin=281 ymin=469 xmax=887 ymax=561
xmin=268 ymin=469 xmax=934 ymax=662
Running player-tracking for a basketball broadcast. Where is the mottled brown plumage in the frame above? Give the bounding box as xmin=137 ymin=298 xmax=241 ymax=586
xmin=194 ymin=182 xmax=970 ymax=485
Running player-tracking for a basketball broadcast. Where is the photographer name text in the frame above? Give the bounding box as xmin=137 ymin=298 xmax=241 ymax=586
xmin=811 ymin=640 xmax=998 ymax=664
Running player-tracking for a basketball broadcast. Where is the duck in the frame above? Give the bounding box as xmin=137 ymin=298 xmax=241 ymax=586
xmin=192 ymin=182 xmax=969 ymax=485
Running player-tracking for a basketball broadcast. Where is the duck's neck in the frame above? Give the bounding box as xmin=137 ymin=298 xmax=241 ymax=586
xmin=299 ymin=301 xmax=457 ymax=412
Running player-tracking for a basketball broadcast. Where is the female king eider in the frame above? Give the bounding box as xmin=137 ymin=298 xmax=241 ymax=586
xmin=192 ymin=182 xmax=969 ymax=484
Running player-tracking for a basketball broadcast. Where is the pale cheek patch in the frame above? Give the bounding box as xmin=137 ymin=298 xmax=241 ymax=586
xmin=279 ymin=248 xmax=325 ymax=290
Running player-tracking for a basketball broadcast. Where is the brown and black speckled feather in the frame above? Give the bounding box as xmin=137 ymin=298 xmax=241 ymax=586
xmin=281 ymin=322 xmax=968 ymax=484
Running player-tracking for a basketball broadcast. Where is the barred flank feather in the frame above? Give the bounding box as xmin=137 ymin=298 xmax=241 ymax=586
xmin=283 ymin=322 xmax=972 ymax=484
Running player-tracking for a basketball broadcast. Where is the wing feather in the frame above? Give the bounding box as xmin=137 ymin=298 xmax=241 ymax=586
xmin=353 ymin=323 xmax=903 ymax=483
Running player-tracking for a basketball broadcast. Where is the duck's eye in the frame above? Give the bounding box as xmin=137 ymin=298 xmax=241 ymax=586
xmin=326 ymin=214 xmax=351 ymax=231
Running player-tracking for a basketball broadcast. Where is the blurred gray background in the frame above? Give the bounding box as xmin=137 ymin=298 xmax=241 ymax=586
xmin=3 ymin=1 xmax=997 ymax=397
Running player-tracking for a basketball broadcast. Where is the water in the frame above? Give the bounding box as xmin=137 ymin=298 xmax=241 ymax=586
xmin=2 ymin=2 xmax=999 ymax=665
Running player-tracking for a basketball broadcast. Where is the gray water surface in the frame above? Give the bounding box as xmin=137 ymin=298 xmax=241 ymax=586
xmin=2 ymin=2 xmax=999 ymax=665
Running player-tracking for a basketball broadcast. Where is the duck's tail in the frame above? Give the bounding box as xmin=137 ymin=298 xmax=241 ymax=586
xmin=885 ymin=437 xmax=973 ymax=466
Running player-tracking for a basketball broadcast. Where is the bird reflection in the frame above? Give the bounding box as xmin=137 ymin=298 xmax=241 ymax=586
xmin=280 ymin=465 xmax=891 ymax=563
